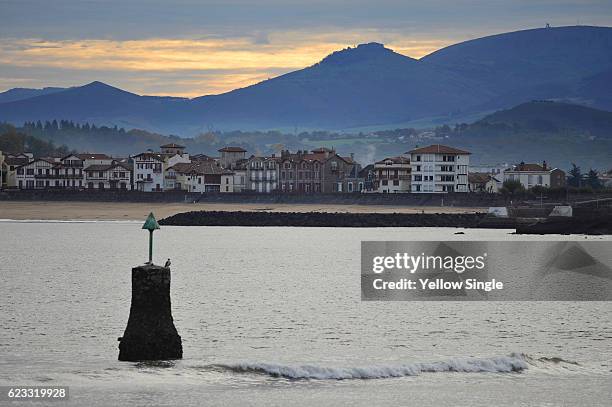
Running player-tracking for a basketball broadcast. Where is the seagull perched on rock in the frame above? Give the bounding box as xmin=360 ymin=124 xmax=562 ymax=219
xmin=164 ymin=258 xmax=171 ymax=268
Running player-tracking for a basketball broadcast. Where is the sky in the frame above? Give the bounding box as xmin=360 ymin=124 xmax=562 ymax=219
xmin=1 ymin=0 xmax=611 ymax=97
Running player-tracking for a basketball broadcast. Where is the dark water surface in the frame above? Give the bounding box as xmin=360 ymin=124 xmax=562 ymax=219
xmin=1 ymin=221 xmax=611 ymax=406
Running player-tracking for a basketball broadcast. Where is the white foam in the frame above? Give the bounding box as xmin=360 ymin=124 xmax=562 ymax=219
xmin=216 ymin=353 xmax=529 ymax=380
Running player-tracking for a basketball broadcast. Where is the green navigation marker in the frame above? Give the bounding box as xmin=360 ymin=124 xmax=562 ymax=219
xmin=142 ymin=212 xmax=160 ymax=264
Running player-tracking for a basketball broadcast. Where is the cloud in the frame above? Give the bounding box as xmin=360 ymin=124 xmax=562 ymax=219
xmin=0 ymin=30 xmax=451 ymax=96
xmin=0 ymin=1 xmax=610 ymax=96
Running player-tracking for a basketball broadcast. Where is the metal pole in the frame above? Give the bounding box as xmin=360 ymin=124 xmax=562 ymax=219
xmin=149 ymin=229 xmax=153 ymax=263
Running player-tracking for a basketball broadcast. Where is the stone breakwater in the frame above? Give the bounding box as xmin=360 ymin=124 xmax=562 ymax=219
xmin=159 ymin=211 xmax=489 ymax=228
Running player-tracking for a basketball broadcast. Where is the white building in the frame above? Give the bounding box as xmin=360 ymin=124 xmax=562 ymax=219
xmin=3 ymin=153 xmax=33 ymax=188
xmin=469 ymin=163 xmax=509 ymax=176
xmin=15 ymin=158 xmax=56 ymax=189
xmin=78 ymin=153 xmax=113 ymax=168
xmin=134 ymin=145 xmax=191 ymax=192
xmin=408 ymin=144 xmax=470 ymax=193
xmin=133 ymin=152 xmax=166 ymax=192
xmin=53 ymin=154 xmax=85 ymax=189
xmin=166 ymin=161 xmax=234 ymax=193
xmin=503 ymin=162 xmax=566 ymax=189
xmin=372 ymin=156 xmax=411 ymax=193
xmin=246 ymin=156 xmax=278 ymax=193
xmin=84 ymin=162 xmax=131 ymax=190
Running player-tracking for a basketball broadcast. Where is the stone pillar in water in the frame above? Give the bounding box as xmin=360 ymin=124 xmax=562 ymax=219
xmin=118 ymin=264 xmax=182 ymax=361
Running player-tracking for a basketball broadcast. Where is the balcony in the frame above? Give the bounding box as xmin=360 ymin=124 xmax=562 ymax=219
xmin=376 ymin=175 xmax=411 ymax=180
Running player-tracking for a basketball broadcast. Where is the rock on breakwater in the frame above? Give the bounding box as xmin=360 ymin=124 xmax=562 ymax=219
xmin=159 ymin=211 xmax=488 ymax=228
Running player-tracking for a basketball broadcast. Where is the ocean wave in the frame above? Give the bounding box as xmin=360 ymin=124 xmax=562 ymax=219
xmin=212 ymin=353 xmax=529 ymax=380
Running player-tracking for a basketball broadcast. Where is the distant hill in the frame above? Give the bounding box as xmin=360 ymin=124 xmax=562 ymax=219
xmin=472 ymin=100 xmax=612 ymax=137
xmin=1 ymin=26 xmax=612 ymax=133
xmin=0 ymin=87 xmax=66 ymax=104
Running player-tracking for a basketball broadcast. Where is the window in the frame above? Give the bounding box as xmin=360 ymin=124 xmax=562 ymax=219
xmin=337 ymin=182 xmax=342 ymax=192
xmin=382 ymin=180 xmax=388 ymax=186
xmin=393 ymin=180 xmax=399 ymax=186
xmin=416 ymin=165 xmax=421 ymax=172
xmin=27 ymin=169 xmax=34 ymax=175
xmin=348 ymin=182 xmax=353 ymax=192
xmin=415 ymin=155 xmax=421 ymax=162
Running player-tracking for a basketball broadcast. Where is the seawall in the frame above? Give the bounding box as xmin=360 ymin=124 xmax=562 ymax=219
xmin=159 ymin=210 xmax=489 ymax=228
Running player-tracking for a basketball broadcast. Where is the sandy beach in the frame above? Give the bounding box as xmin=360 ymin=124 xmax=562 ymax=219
xmin=0 ymin=201 xmax=485 ymax=221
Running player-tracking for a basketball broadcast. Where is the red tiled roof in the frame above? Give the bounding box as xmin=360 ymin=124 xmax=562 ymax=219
xmin=407 ymin=144 xmax=471 ymax=155
xmin=5 ymin=157 xmax=29 ymax=166
xmin=375 ymin=156 xmax=410 ymax=165
xmin=506 ymin=163 xmax=546 ymax=172
xmin=132 ymin=152 xmax=164 ymax=161
xmin=168 ymin=161 xmax=231 ymax=175
xmin=468 ymin=172 xmax=492 ymax=184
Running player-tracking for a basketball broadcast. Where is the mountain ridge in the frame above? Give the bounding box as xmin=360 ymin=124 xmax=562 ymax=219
xmin=1 ymin=25 xmax=612 ymax=134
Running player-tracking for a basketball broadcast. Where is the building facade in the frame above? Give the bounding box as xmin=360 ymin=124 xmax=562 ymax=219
xmin=503 ymin=162 xmax=566 ymax=189
xmin=246 ymin=156 xmax=279 ymax=193
xmin=468 ymin=172 xmax=501 ymax=193
xmin=408 ymin=144 xmax=470 ymax=193
xmin=166 ymin=161 xmax=233 ymax=193
xmin=85 ymin=162 xmax=131 ymax=190
xmin=218 ymin=147 xmax=247 ymax=170
xmin=373 ymin=156 xmax=411 ymax=193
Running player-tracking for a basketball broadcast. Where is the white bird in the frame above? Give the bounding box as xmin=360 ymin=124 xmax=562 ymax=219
xmin=164 ymin=258 xmax=171 ymax=268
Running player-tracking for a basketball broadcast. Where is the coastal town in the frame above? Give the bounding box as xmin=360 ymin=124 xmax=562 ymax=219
xmin=0 ymin=143 xmax=581 ymax=195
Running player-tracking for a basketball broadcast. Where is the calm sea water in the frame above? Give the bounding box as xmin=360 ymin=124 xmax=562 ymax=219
xmin=1 ymin=221 xmax=611 ymax=406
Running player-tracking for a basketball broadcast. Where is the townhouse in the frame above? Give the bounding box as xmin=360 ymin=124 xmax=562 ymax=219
xmin=166 ymin=161 xmax=233 ymax=193
xmin=246 ymin=156 xmax=279 ymax=193
xmin=277 ymin=148 xmax=361 ymax=193
xmin=372 ymin=156 xmax=411 ymax=193
xmin=408 ymin=144 xmax=470 ymax=193
xmin=133 ymin=144 xmax=190 ymax=192
xmin=84 ymin=162 xmax=131 ymax=190
xmin=15 ymin=158 xmax=56 ymax=189
xmin=2 ymin=152 xmax=32 ymax=188
xmin=503 ymin=161 xmax=566 ymax=189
